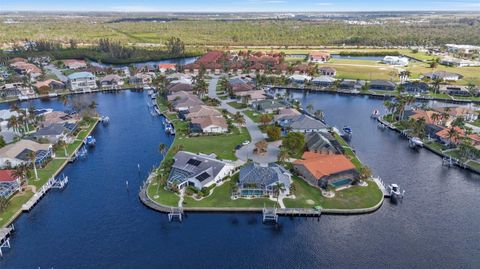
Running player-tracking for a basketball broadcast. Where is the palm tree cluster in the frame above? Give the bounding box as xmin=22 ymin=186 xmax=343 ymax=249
xmin=7 ymin=104 xmax=39 ymax=134
xmin=383 ymin=95 xmax=417 ymax=121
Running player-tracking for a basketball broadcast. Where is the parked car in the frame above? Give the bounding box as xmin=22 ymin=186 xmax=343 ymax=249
xmin=242 ymin=140 xmax=250 ymax=146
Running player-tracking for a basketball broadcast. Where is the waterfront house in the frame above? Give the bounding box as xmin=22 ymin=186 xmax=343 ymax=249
xmin=252 ymin=99 xmax=288 ymax=113
xmin=382 ymin=56 xmax=409 ymax=66
xmin=424 ymin=71 xmax=462 ymax=81
xmin=445 ymin=44 xmax=480 ymax=55
xmin=289 ymin=74 xmax=311 ymax=84
xmin=158 ymin=64 xmax=176 ymax=73
xmin=274 ymin=108 xmax=301 ymax=122
xmin=280 ymin=114 xmax=328 ymax=133
xmin=439 ymin=85 xmax=471 ymax=97
xmin=293 ymin=151 xmax=358 ymax=189
xmin=308 ymin=51 xmax=330 ymax=63
xmin=305 ymin=132 xmax=344 ymax=154
xmin=339 ymin=79 xmax=366 ymax=90
xmin=33 ymin=122 xmax=77 ymax=144
xmin=401 ymin=81 xmax=429 ymax=94
xmin=129 ymin=73 xmax=153 ymax=86
xmin=0 ymin=170 xmax=21 ymax=198
xmin=435 ymin=126 xmax=464 ymax=145
xmin=34 ymin=79 xmax=65 ymax=91
xmin=100 ymin=74 xmax=124 ymax=89
xmin=0 ymin=83 xmax=22 ymax=98
xmin=369 ymin=80 xmax=396 ymax=91
xmin=185 ymin=105 xmax=222 ymax=120
xmin=433 ymin=106 xmax=478 ymax=122
xmin=0 ymin=139 xmax=52 ymax=168
xmin=67 ymin=72 xmax=97 ymax=92
xmin=237 ymin=163 xmax=291 ymax=197
xmin=40 ymin=111 xmax=81 ymax=127
xmin=312 ymin=76 xmax=336 ymax=87
xmin=234 ymin=90 xmax=267 ymax=104
xmin=190 ymin=116 xmax=228 ymax=134
xmin=168 ymin=91 xmax=204 ymax=111
xmin=229 ymin=76 xmax=255 ymax=92
xmin=63 ymin=59 xmax=87 ymax=70
xmin=318 ymin=66 xmax=337 ymax=76
xmin=167 ymin=151 xmax=235 ymax=190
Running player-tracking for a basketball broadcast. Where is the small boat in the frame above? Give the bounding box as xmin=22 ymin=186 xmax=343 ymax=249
xmin=342 ymin=126 xmax=352 ymax=140
xmin=85 ymin=135 xmax=96 ymax=146
xmin=388 ymin=184 xmax=405 ymax=203
xmin=143 ymin=86 xmax=152 ymax=91
xmin=48 ymin=93 xmax=58 ymax=97
xmin=371 ymin=109 xmax=380 ymax=119
xmin=409 ymin=137 xmax=423 ymax=149
xmin=101 ymin=116 xmax=110 ymax=125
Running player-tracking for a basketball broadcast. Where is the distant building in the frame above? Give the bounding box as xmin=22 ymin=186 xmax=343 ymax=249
xmin=190 ymin=116 xmax=228 ymax=134
xmin=158 ymin=64 xmax=176 ymax=73
xmin=439 ymin=85 xmax=471 ymax=96
xmin=289 ymin=74 xmax=311 ymax=84
xmin=445 ymin=44 xmax=480 ymax=55
xmin=318 ymin=66 xmax=337 ymax=76
xmin=34 ymin=79 xmax=65 ymax=91
xmin=33 ymin=122 xmax=77 ymax=143
xmin=382 ymin=56 xmax=409 ymax=66
xmin=167 ymin=91 xmax=204 ymax=111
xmin=424 ymin=71 xmax=462 ymax=81
xmin=308 ymin=51 xmax=331 ymax=63
xmin=279 ymin=114 xmax=328 ymax=133
xmin=167 ymin=83 xmax=194 ymax=93
xmin=312 ymin=76 xmax=336 ymax=87
xmin=67 ymin=72 xmax=97 ymax=92
xmin=63 ymin=59 xmax=87 ymax=70
xmin=167 ymin=151 xmax=235 ymax=190
xmin=401 ymin=82 xmax=429 ymax=94
xmin=294 ymin=151 xmax=358 ymax=189
xmin=237 ymin=163 xmax=291 ymax=197
xmin=252 ymin=99 xmax=288 ymax=113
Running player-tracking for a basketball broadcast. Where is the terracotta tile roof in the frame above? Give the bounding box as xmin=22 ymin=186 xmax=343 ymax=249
xmin=191 ymin=115 xmax=228 ymax=129
xmin=409 ymin=110 xmax=440 ymax=125
xmin=158 ymin=64 xmax=176 ymax=69
xmin=294 ymin=151 xmax=356 ymax=179
xmin=0 ymin=170 xmax=15 ymax=182
xmin=34 ymin=79 xmax=63 ymax=89
xmin=435 ymin=126 xmax=464 ymax=143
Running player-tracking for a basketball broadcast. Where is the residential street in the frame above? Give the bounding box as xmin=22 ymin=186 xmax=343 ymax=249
xmin=208 ymin=77 xmax=279 ymax=163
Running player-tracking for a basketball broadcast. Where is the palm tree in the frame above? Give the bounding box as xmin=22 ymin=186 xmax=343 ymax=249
xmin=314 ymin=109 xmax=324 ymax=121
xmin=12 ymin=164 xmax=27 ymax=193
xmin=28 ymin=151 xmax=39 ymax=180
xmin=233 ymin=112 xmax=246 ymax=130
xmin=158 ymin=143 xmax=168 ymax=159
xmin=278 ymin=149 xmax=290 ymax=164
xmin=447 ymin=127 xmax=460 ymax=145
xmin=431 ymin=113 xmax=440 ymax=125
xmin=7 ymin=116 xmax=18 ymax=132
xmin=58 ymin=139 xmax=68 ymax=157
xmin=259 ymin=114 xmax=272 ymax=126
xmin=172 ymin=144 xmax=184 ymax=154
xmin=306 ymin=104 xmax=314 ymax=114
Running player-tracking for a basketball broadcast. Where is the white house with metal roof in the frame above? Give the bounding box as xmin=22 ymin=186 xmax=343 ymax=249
xmin=67 ymin=72 xmax=97 ymax=92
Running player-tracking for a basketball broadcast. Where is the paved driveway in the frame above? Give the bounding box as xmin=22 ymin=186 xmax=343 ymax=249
xmin=208 ymin=78 xmax=278 ymax=163
xmin=45 ymin=64 xmax=68 ymax=82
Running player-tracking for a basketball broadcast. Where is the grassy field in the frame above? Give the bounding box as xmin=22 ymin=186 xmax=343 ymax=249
xmin=0 ymin=191 xmax=34 ymax=227
xmin=226 ymin=101 xmax=248 ymax=110
xmin=147 ymin=182 xmax=180 ymax=207
xmin=284 ymin=176 xmax=383 ymax=209
xmin=243 ymin=109 xmax=273 ymax=123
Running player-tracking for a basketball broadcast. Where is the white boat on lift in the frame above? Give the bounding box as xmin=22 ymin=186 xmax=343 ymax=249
xmin=409 ymin=137 xmax=423 ymax=148
xmin=388 ymin=184 xmax=405 ymax=202
xmin=371 ymin=109 xmax=380 ymax=119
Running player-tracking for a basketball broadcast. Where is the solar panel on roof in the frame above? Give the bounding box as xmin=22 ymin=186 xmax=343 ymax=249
xmin=195 ymin=172 xmax=210 ymax=182
xmin=187 ymin=159 xmax=201 ymax=166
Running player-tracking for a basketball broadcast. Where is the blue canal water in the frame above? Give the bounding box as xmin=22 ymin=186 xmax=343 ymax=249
xmin=1 ymin=90 xmax=480 ymax=268
xmin=331 ymin=54 xmax=384 ymax=61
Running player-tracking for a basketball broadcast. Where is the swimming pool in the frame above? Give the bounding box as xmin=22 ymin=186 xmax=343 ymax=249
xmin=330 ymin=178 xmax=352 ymax=188
xmin=240 ymin=189 xmax=265 ymax=197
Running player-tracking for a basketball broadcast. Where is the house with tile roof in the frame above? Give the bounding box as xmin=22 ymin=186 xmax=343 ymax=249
xmin=190 ymin=115 xmax=228 ymax=134
xmin=185 ymin=105 xmax=222 ymax=120
xmin=237 ymin=163 xmax=291 ymax=197
xmin=167 ymin=91 xmax=204 ymax=111
xmin=294 ymin=151 xmax=358 ymax=189
xmin=308 ymin=51 xmax=331 ymax=63
xmin=167 ymin=151 xmax=235 ymax=190
xmin=63 ymin=59 xmax=87 ymax=70
xmin=0 ymin=170 xmax=21 ymax=198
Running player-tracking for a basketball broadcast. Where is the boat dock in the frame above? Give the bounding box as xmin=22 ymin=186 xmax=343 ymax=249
xmin=372 ymin=177 xmax=390 ymax=198
xmin=22 ymin=176 xmax=69 ymax=212
xmin=0 ymin=226 xmax=14 ymax=257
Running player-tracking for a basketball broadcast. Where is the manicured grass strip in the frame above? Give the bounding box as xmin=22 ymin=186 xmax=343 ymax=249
xmin=183 ymin=176 xmax=277 ymax=208
xmin=227 ymin=101 xmax=248 ymax=109
xmin=0 ymin=191 xmax=34 ymax=228
xmin=147 ymin=182 xmax=179 ymax=207
xmin=284 ymin=177 xmax=383 ymax=209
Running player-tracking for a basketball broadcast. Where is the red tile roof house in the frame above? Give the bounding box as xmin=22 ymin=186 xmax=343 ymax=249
xmin=10 ymin=61 xmax=42 ymax=77
xmin=63 ymin=59 xmax=87 ymax=70
xmin=158 ymin=64 xmax=176 ymax=73
xmin=34 ymin=79 xmax=65 ymax=91
xmin=293 ymin=152 xmax=358 ymax=189
xmin=0 ymin=169 xmax=21 ymax=198
xmin=293 ymin=64 xmax=312 ymax=75
xmin=435 ymin=126 xmax=465 ymax=145
xmin=308 ymin=51 xmax=331 ymax=63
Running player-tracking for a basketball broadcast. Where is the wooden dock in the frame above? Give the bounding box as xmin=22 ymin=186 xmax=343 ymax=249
xmin=22 ymin=176 xmax=68 ymax=212
xmin=0 ymin=226 xmax=14 ymax=257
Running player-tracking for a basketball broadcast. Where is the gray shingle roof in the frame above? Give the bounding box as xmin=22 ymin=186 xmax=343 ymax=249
xmin=305 ymin=132 xmax=343 ymax=154
xmin=239 ymin=163 xmax=290 ymax=187
xmin=288 ymin=114 xmax=327 ymax=131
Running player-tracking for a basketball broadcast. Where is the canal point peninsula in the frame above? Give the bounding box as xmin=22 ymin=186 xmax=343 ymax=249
xmin=1 ymin=9 xmax=480 ymax=268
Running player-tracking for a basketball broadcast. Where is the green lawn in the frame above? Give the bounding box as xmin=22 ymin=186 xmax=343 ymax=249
xmin=147 ymin=182 xmax=179 ymax=207
xmin=227 ymin=101 xmax=248 ymax=109
xmin=183 ymin=174 xmax=278 ymax=208
xmin=176 ymin=127 xmax=250 ymax=160
xmin=0 ymin=191 xmax=34 ymax=227
xmin=243 ymin=109 xmax=274 ymax=124
xmin=284 ymin=176 xmax=383 ymax=209
xmin=333 ymin=133 xmax=363 ymax=169
xmin=424 ymin=141 xmax=446 ymax=154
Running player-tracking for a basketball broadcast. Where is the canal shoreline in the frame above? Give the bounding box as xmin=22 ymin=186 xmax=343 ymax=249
xmin=376 ymin=116 xmax=480 ymax=175
xmin=1 ymin=119 xmax=100 ymax=228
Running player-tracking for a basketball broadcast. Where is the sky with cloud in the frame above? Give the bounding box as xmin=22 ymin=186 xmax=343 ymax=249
xmin=1 ymin=0 xmax=480 ymax=12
